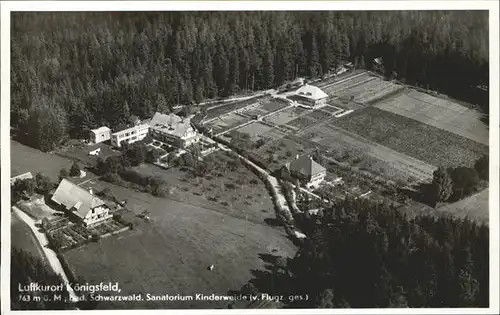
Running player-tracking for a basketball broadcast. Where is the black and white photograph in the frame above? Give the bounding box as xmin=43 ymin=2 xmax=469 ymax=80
xmin=1 ymin=1 xmax=499 ymax=313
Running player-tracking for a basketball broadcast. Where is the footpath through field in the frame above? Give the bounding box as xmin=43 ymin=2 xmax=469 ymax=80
xmin=12 ymin=206 xmax=79 ymax=302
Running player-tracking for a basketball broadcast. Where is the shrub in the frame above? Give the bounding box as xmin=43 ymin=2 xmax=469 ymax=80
xmin=69 ymin=161 xmax=81 ymax=177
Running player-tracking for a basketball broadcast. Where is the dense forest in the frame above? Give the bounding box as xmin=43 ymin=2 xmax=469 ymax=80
xmin=11 ymin=11 xmax=488 ymax=151
xmin=235 ymin=198 xmax=489 ymax=308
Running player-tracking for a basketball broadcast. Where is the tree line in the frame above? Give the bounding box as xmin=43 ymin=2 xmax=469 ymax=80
xmin=233 ymin=197 xmax=489 ymax=308
xmin=11 ymin=11 xmax=488 ymax=151
xmin=424 ymin=154 xmax=488 ymax=207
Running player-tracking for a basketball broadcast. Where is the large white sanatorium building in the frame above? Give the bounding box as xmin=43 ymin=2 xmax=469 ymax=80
xmin=149 ymin=112 xmax=199 ymax=148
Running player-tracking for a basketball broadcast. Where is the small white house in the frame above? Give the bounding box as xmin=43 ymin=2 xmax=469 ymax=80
xmin=289 ymin=84 xmax=329 ymax=109
xmin=90 ymin=127 xmax=111 ymax=144
xmin=10 ymin=172 xmax=33 ymax=186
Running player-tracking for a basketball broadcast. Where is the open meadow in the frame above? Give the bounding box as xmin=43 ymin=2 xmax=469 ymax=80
xmin=129 ymin=151 xmax=276 ymax=224
xmin=375 ymin=89 xmax=489 ymax=145
xmin=11 ymin=140 xmax=75 ymax=182
xmin=334 ymin=107 xmax=488 ymax=168
xmin=62 ymin=182 xmax=297 ymax=309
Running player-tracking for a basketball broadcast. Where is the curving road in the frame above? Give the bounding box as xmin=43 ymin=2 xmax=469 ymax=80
xmin=12 ymin=206 xmax=79 ymax=301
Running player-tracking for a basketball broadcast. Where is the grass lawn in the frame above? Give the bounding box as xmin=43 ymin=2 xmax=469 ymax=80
xmin=436 ymin=188 xmax=489 ymax=225
xmin=11 ymin=140 xmax=74 ymax=182
xmin=11 ymin=212 xmax=47 ymax=263
xmin=62 ymin=182 xmax=297 ymax=309
xmin=334 ymin=107 xmax=488 ymax=168
xmin=56 ymin=141 xmax=121 ymax=167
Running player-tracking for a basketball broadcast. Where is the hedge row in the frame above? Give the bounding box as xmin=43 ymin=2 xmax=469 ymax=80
xmin=238 ymin=155 xmax=294 ymax=225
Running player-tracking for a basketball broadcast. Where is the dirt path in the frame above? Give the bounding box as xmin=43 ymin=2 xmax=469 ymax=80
xmin=12 ymin=206 xmax=79 ymax=301
xmin=216 ymin=143 xmax=291 ymax=218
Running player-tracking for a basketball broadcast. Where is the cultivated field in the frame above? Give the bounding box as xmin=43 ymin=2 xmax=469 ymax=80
xmin=334 ymin=107 xmax=488 ymax=168
xmin=298 ymin=122 xmax=437 ymax=182
xmin=62 ymin=182 xmax=297 ymax=309
xmin=375 ymin=89 xmax=489 ymax=145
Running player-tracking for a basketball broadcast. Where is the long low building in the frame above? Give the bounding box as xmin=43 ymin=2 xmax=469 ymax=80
xmin=111 ymin=122 xmax=150 ymax=148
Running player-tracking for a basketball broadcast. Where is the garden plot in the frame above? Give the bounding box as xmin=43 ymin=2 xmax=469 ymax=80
xmin=298 ymin=122 xmax=436 ymax=182
xmin=264 ymin=106 xmax=309 ymax=126
xmin=287 ymin=116 xmax=317 ymax=130
xmin=305 ymin=109 xmax=332 ymax=121
xmin=322 ymin=105 xmax=344 ymax=115
xmin=237 ymin=103 xmax=269 ymax=118
xmin=235 ymin=122 xmax=287 ymax=142
xmin=334 ymin=107 xmax=488 ymax=168
xmin=260 ymin=100 xmax=289 ymax=112
xmin=205 ymin=112 xmax=250 ymax=133
xmin=235 ymin=122 xmax=274 ymax=140
xmin=375 ymin=89 xmax=489 ymax=145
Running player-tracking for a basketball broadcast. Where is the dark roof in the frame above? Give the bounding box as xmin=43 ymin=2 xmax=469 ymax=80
xmin=51 ymin=179 xmax=105 ymax=218
xmin=289 ymin=155 xmax=326 ymax=177
xmin=129 ymin=115 xmax=140 ymax=123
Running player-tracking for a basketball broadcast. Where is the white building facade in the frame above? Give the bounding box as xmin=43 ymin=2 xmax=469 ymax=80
xmin=111 ymin=123 xmax=150 ymax=148
xmin=149 ymin=112 xmax=199 ymax=148
xmin=90 ymin=127 xmax=111 ymax=144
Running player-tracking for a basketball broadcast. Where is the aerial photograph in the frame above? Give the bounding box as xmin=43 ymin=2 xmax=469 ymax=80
xmin=7 ymin=8 xmax=492 ymax=311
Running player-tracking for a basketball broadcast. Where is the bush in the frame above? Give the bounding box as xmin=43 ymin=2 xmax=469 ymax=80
xmin=70 ymin=161 xmax=81 ymax=177
xmin=474 ymin=155 xmax=488 ymax=180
